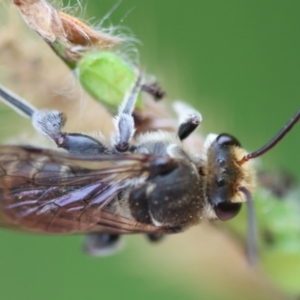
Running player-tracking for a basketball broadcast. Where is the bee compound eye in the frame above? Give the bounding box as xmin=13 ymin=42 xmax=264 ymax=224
xmin=214 ymin=202 xmax=242 ymax=221
xmin=216 ymin=134 xmax=241 ymax=147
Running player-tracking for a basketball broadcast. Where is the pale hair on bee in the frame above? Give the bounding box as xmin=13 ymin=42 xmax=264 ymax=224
xmin=0 ymin=73 xmax=299 ymax=265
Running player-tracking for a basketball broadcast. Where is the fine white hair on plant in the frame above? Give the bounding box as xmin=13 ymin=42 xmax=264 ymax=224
xmin=117 ymin=43 xmax=140 ymax=69
xmin=53 ymin=0 xmax=85 ymax=16
xmin=56 ymin=0 xmax=141 ymax=65
xmin=91 ymin=0 xmax=141 ymax=65
xmin=97 ymin=0 xmax=123 ymax=28
xmin=50 ymin=69 xmax=91 ymax=120
xmin=59 ymin=0 xmax=87 ymax=26
xmin=52 ymin=69 xmax=84 ymax=101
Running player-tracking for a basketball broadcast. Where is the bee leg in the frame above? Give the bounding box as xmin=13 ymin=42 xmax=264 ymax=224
xmin=31 ymin=110 xmax=112 ymax=154
xmin=146 ymin=233 xmax=165 ymax=243
xmin=173 ymin=102 xmax=202 ymax=140
xmin=141 ymin=82 xmax=165 ymax=101
xmin=83 ymin=233 xmax=123 ymax=257
xmin=0 ymin=84 xmax=111 ymax=154
xmin=0 ymin=84 xmax=36 ymax=118
xmin=112 ymin=73 xmax=143 ymax=152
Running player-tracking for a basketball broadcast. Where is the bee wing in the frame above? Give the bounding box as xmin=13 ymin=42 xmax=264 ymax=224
xmin=0 ymin=145 xmax=171 ymax=234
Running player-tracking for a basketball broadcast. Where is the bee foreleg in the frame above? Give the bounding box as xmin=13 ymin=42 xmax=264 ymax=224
xmin=112 ymin=73 xmax=143 ymax=152
xmin=173 ymin=102 xmax=202 ymax=140
xmin=32 ymin=110 xmax=112 ymax=154
xmin=83 ymin=233 xmax=123 ymax=257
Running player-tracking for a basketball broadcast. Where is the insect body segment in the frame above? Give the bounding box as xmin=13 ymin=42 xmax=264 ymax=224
xmin=206 ymin=134 xmax=255 ymax=221
xmin=0 ymin=78 xmax=210 ymax=255
xmin=0 ymin=81 xmax=298 ymax=261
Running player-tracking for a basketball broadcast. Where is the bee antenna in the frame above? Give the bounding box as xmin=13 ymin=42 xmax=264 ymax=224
xmin=238 ymin=186 xmax=258 ymax=266
xmin=240 ymin=109 xmax=300 ymax=164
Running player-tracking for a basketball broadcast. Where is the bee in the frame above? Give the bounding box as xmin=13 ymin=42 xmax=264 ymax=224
xmin=0 ymin=76 xmax=299 ymax=261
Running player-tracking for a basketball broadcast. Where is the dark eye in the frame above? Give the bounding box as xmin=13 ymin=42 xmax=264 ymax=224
xmin=217 ymin=134 xmax=241 ymax=147
xmin=214 ymin=202 xmax=242 ymax=221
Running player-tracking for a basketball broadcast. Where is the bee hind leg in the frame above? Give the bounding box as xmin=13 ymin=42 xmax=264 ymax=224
xmin=32 ymin=111 xmax=112 ymax=154
xmin=83 ymin=233 xmax=123 ymax=257
xmin=0 ymin=84 xmax=112 ymax=155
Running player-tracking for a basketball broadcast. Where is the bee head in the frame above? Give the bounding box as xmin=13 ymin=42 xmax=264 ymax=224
xmin=203 ymin=109 xmax=299 ymax=264
xmin=205 ymin=133 xmax=255 ymax=221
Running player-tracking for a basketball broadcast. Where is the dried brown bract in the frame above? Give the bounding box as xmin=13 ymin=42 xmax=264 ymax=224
xmin=12 ymin=0 xmax=121 ymax=49
xmin=58 ymin=11 xmax=121 ymax=48
xmin=12 ymin=0 xmax=64 ymax=42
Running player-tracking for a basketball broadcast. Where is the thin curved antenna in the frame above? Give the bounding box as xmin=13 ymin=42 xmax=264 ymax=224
xmin=240 ymin=108 xmax=300 ymax=164
xmin=238 ymin=186 xmax=258 ymax=266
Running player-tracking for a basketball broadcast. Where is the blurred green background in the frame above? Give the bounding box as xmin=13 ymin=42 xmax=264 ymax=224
xmin=0 ymin=1 xmax=299 ymax=299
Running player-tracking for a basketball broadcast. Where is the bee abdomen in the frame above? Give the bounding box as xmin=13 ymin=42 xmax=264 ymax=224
xmin=129 ymin=161 xmax=205 ymax=230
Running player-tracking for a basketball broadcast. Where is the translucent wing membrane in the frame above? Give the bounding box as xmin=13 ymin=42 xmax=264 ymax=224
xmin=0 ymin=146 xmax=166 ymax=234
